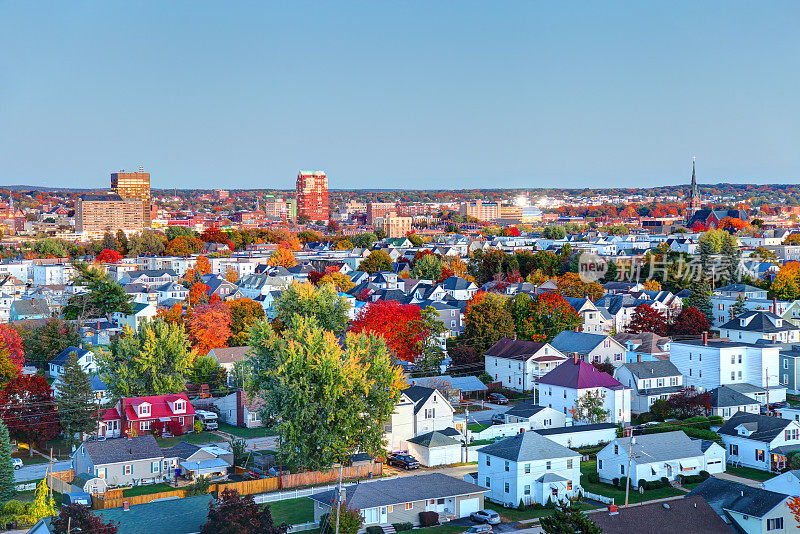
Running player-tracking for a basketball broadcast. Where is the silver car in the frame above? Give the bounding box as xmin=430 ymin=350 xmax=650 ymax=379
xmin=470 ymin=509 xmax=501 ymax=525
xmin=464 ymin=525 xmax=493 ymax=534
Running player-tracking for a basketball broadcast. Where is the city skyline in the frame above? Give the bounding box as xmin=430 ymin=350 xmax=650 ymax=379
xmin=2 ymin=2 xmax=799 ymax=189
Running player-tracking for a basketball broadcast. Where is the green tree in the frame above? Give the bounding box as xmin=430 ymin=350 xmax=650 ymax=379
xmin=128 ymin=229 xmax=166 ymax=256
xmin=273 ymin=281 xmax=351 ymax=334
xmin=721 ymin=232 xmax=742 ymax=283
xmin=374 ymin=228 xmax=387 ymax=239
xmin=699 ymin=229 xmax=727 ymax=253
xmin=358 ymin=250 xmax=392 ymax=273
xmin=56 ymin=352 xmax=99 ymax=446
xmin=62 ymin=262 xmax=133 ymax=322
xmin=411 ymin=253 xmax=444 ymax=280
xmin=246 ymin=316 xmax=406 ymax=471
xmin=540 ymin=500 xmax=601 ymax=534
xmin=407 ymin=234 xmax=423 ymax=247
xmin=15 ymin=318 xmax=81 ymax=364
xmin=603 ymin=259 xmax=618 ymax=282
xmin=320 ymin=506 xmax=364 ymax=534
xmin=729 ymin=295 xmax=747 ymax=319
xmin=97 ymin=319 xmax=195 ymax=398
xmin=0 ymin=420 xmax=15 ymax=502
xmin=116 ymin=229 xmax=129 ymax=255
xmin=569 ymin=390 xmax=610 ymax=424
xmin=542 ymin=226 xmax=567 ymax=240
xmin=462 ymin=293 xmax=514 ymax=352
xmin=414 ymin=306 xmax=448 ymax=371
xmin=188 ymin=353 xmax=227 ymax=391
xmin=698 ymin=239 xmax=715 ymax=273
xmin=349 ymin=233 xmax=377 ymax=249
xmin=684 ymin=277 xmax=714 ymax=325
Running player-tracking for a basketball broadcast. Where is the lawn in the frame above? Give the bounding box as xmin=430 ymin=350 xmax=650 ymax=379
xmin=484 ymin=500 xmax=597 ymax=522
xmin=726 ymin=465 xmax=776 ymax=482
xmin=266 ymin=497 xmax=314 ymax=525
xmin=579 ymin=462 xmax=684 ymax=505
xmin=467 ymin=423 xmax=490 ymax=433
xmin=122 ymin=482 xmax=176 ymax=497
xmin=156 ymin=431 xmax=227 ymax=448
xmin=12 ymin=451 xmax=49 ymax=465
xmin=217 ymin=422 xmax=278 ymax=438
xmin=407 ymin=526 xmax=464 ymax=534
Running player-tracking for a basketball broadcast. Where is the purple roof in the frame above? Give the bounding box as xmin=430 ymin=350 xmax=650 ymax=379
xmin=537 ymin=359 xmax=623 ymax=389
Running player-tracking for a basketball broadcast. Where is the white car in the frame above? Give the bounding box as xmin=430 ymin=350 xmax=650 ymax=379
xmin=12 ymin=458 xmax=22 ymax=470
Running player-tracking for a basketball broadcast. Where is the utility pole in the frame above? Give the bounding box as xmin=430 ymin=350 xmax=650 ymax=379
xmin=49 ymin=447 xmax=53 ymax=500
xmin=765 ymin=367 xmax=770 ymax=417
xmin=624 ymin=431 xmax=636 ymax=508
xmin=334 ymin=463 xmax=344 ymax=534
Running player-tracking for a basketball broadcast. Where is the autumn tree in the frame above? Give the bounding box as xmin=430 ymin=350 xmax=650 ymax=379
xmin=628 ymin=304 xmax=668 ymax=336
xmin=228 ymin=298 xmax=265 ymax=346
xmin=189 ymin=282 xmax=211 ymax=306
xmin=772 ymin=262 xmax=800 ymax=301
xmin=642 ymin=279 xmax=662 ymax=291
xmin=157 ymin=302 xmax=185 ymax=325
xmin=268 ymin=247 xmax=298 ymax=268
xmin=273 ymin=281 xmax=350 ymax=334
xmin=98 ymin=319 xmax=195 ymax=398
xmin=96 ymin=248 xmax=123 ymax=263
xmin=224 ymin=267 xmax=240 ymax=283
xmin=56 ymin=351 xmax=99 ymax=446
xmin=189 ymin=301 xmax=233 ymax=354
xmin=318 ymin=272 xmax=355 ymax=292
xmin=0 ymin=375 xmax=60 ymax=455
xmin=0 ymin=325 xmax=24 ymax=370
xmin=351 ymin=301 xmax=424 ymax=362
xmin=668 ymin=306 xmax=711 ymax=336
xmin=128 ymin=229 xmax=167 ymax=256
xmin=14 ymin=318 xmax=80 ymax=365
xmin=462 ymin=292 xmax=514 ymax=352
xmin=556 ymin=273 xmax=603 ymax=300
xmin=569 ymin=389 xmax=610 ymax=424
xmin=335 ymin=239 xmax=354 ymax=250
xmin=507 ymin=293 xmax=582 ymax=342
xmin=246 ymin=316 xmax=406 ymax=471
xmin=51 ymin=503 xmax=119 ymax=534
xmin=358 ymin=250 xmax=392 ymax=273
xmin=412 ymin=253 xmax=444 ymax=280
xmin=202 ymin=488 xmax=289 ymax=534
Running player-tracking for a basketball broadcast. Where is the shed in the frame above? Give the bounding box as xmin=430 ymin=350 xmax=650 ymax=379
xmin=407 ymin=431 xmax=462 ymax=467
xmin=71 ymin=471 xmax=107 ymax=495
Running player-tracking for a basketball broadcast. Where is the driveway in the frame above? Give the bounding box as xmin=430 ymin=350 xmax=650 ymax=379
xmin=15 ymin=460 xmax=72 ymax=483
xmin=465 ymin=403 xmax=509 ymax=424
xmin=445 ymin=516 xmax=520 ymax=533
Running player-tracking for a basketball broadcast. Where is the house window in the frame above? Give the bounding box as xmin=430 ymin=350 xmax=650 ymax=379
xmin=175 ymin=401 xmax=184 ymax=411
xmin=614 ymin=445 xmax=618 ymax=455
xmin=486 ymin=457 xmax=491 ymax=466
xmin=179 ymin=416 xmax=184 ymax=426
xmin=139 ymin=404 xmax=150 ymax=416
xmin=424 ymin=409 xmax=436 ymax=419
xmin=546 ymin=461 xmax=551 ymax=470
xmin=405 ymin=503 xmax=412 ymax=511
xmin=523 ymin=485 xmax=530 ymax=495
xmin=123 ymin=465 xmax=132 ymax=475
xmin=151 ymin=461 xmax=159 ymax=473
xmin=504 ymin=461 xmax=509 ymax=472
xmin=524 ymin=464 xmax=530 ymax=474
xmin=785 ymin=360 xmax=789 ymax=369
xmin=620 ymin=465 xmax=625 ymax=475
xmin=738 ymin=355 xmax=742 ymax=364
xmin=755 ymin=449 xmax=765 ymax=462
xmin=670 ymin=377 xmax=678 ymax=386
xmin=552 ymin=488 xmax=558 ymax=497
xmin=485 ymin=477 xmax=491 ymax=488
xmin=95 ymin=467 xmax=106 ymax=479
xmin=163 ymin=460 xmax=171 ymax=470
xmin=140 ymin=420 xmax=151 ymax=431
xmin=731 ymin=372 xmax=735 ymax=381
xmin=767 ymin=517 xmax=784 ymax=530
xmin=363 ymin=508 xmax=380 ymax=524
xmin=731 ymin=355 xmax=735 ymax=364
xmin=598 ymin=460 xmax=603 ymax=469
xmin=566 ymin=481 xmax=573 ymax=491
xmin=504 ymin=483 xmax=509 ymax=493
xmin=567 ymin=459 xmax=573 ymax=469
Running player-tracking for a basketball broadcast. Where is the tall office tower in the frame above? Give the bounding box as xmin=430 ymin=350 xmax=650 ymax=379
xmin=296 ymin=170 xmax=329 ymax=222
xmin=111 ymin=166 xmax=151 ymax=226
xmin=75 ymin=194 xmax=146 ymax=235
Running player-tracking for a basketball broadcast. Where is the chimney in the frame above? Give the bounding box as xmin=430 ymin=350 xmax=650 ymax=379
xmin=702 ymin=331 xmax=708 ymax=346
xmin=773 ymin=297 xmax=778 ymax=313
xmin=574 ymin=354 xmax=578 ymax=364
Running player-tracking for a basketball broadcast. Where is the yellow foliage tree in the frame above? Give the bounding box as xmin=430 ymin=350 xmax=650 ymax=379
xmin=268 ymin=247 xmax=298 ymax=268
xmin=772 ymin=262 xmax=800 ymax=301
xmin=224 ymin=267 xmax=239 ymax=283
xmin=319 ymin=272 xmax=355 ymax=292
xmin=643 ymin=280 xmax=662 ymax=291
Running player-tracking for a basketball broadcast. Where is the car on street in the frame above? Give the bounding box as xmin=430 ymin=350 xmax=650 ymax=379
xmin=12 ymin=458 xmax=22 ymax=470
xmin=490 ymin=413 xmax=505 ymax=425
xmin=470 ymin=510 xmax=501 ymax=525
xmin=464 ymin=524 xmax=493 ymax=534
xmin=487 ymin=393 xmax=508 ymax=405
xmin=386 ymin=453 xmax=420 ymax=470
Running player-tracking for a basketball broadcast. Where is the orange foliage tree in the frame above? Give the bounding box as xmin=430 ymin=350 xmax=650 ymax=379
xmin=350 ymin=301 xmax=424 ymax=362
xmin=189 ymin=282 xmax=210 ymax=306
xmin=188 ymin=301 xmax=232 ymax=354
xmin=224 ymin=267 xmax=239 ymax=283
xmin=157 ymin=302 xmax=184 ymax=325
xmin=268 ymin=246 xmax=297 ymax=268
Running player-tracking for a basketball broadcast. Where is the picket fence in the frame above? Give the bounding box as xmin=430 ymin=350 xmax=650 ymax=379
xmin=584 ymin=491 xmax=614 ymax=505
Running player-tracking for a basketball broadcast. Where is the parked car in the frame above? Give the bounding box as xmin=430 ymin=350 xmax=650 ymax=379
xmin=491 ymin=413 xmax=505 ymax=425
xmin=386 ymin=453 xmax=420 ymax=470
xmin=487 ymin=393 xmax=508 ymax=405
xmin=470 ymin=510 xmax=501 ymax=525
xmin=464 ymin=524 xmax=493 ymax=534
xmin=11 ymin=458 xmax=22 ymax=470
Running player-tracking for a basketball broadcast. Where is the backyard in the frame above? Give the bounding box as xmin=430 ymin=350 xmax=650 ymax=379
xmin=579 ymin=461 xmax=685 ymax=505
xmin=484 ymin=500 xmax=597 ymax=522
xmin=266 ymin=497 xmax=314 ymax=525
xmin=217 ymin=422 xmax=277 ymax=439
xmin=122 ymin=482 xmax=176 ymax=498
xmin=725 ymin=465 xmax=776 ymax=482
xmin=155 ymin=431 xmax=227 ymax=448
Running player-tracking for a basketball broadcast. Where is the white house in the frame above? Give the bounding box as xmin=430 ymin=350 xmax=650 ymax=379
xmin=484 ymin=338 xmax=566 ymax=392
xmin=47 ymin=346 xmax=96 ymax=379
xmin=613 ymin=361 xmax=683 ymax=414
xmin=718 ymin=412 xmax=800 ymax=471
xmin=537 ymin=358 xmax=631 ymax=424
xmin=719 ymin=310 xmax=800 ymax=345
xmin=407 ymin=431 xmax=463 ymax=467
xmin=709 ymin=295 xmax=792 ymax=327
xmin=597 ymin=431 xmax=725 ymax=488
xmin=763 ymin=470 xmax=800 ymax=497
xmin=213 ymin=390 xmax=264 ymax=429
xmin=385 ymin=386 xmax=454 ymax=452
xmin=708 ymin=385 xmax=762 ymax=419
xmin=477 ymin=431 xmax=582 ymax=507
xmin=502 ymin=401 xmax=566 ymax=428
xmin=549 ymin=331 xmax=627 ymax=368
xmin=112 ymin=302 xmax=157 ymax=331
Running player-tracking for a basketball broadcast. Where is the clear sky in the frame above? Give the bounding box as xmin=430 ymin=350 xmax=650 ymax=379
xmin=1 ymin=1 xmax=798 ymax=190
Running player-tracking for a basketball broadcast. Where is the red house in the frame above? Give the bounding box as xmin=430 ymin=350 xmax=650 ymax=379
xmin=98 ymin=393 xmax=196 ymax=439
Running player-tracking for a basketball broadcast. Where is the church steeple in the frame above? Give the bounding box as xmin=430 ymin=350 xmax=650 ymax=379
xmin=690 ymin=156 xmax=697 ymax=199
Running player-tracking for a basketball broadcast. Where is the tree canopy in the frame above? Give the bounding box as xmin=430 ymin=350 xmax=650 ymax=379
xmin=273 ymin=281 xmax=351 ymax=334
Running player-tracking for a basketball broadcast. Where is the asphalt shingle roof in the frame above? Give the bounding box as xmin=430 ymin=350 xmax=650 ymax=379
xmin=503 ymin=400 xmax=547 ymax=420
xmin=717 ymin=411 xmax=793 ymax=443
xmin=687 ymin=477 xmax=787 ymax=518
xmin=590 ymin=495 xmax=731 ymax=534
xmin=708 ymin=385 xmax=761 ymax=408
xmin=612 ymin=431 xmax=703 ymax=463
xmin=407 ymin=431 xmax=461 ymax=448
xmin=483 ymin=337 xmax=550 ymax=360
xmin=620 ymin=360 xmax=681 ymax=380
xmin=478 ymin=430 xmax=579 ymax=462
xmin=538 ymin=359 xmax=624 ymax=389
xmin=549 ymin=331 xmax=610 ymax=355
xmin=83 ymin=435 xmax=163 ymax=466
xmin=93 ymin=494 xmax=212 ymax=534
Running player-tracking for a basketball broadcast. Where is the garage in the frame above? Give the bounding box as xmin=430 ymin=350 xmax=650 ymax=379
xmin=407 ymin=431 xmax=463 ymax=467
xmin=459 ymin=497 xmax=480 ymax=517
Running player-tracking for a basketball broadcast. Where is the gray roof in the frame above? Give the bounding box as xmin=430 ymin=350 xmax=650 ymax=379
xmin=717 ymin=412 xmax=793 ymax=443
xmin=590 ymin=495 xmax=732 ymax=534
xmin=708 ymin=385 xmax=761 ymax=408
xmin=94 ymin=494 xmax=212 ymax=534
xmin=620 ymin=360 xmax=681 ymax=380
xmin=612 ymin=431 xmax=703 ymax=462
xmin=82 ymin=435 xmax=163 ymax=466
xmin=687 ymin=477 xmax=787 ymax=518
xmin=535 ymin=423 xmax=617 ymax=437
xmin=309 ymin=473 xmax=485 ymax=510
xmin=408 ymin=375 xmax=487 ymax=393
xmin=720 ymin=310 xmax=798 ymax=333
xmin=407 ymin=431 xmax=461 ymax=448
xmin=536 ymin=473 xmax=569 ymax=483
xmin=503 ymin=400 xmax=548 ymax=420
xmin=402 ymin=386 xmax=440 ymax=414
xmin=549 ymin=331 xmax=612 ymax=355
xmin=478 ymin=430 xmax=579 ymax=462
xmin=160 ymin=441 xmax=202 ymax=460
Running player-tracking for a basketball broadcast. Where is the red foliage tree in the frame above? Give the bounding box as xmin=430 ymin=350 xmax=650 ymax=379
xmin=307 ymin=270 xmax=325 ymax=285
xmin=0 ymin=374 xmax=60 ymax=453
xmin=51 ymin=503 xmax=119 ymax=534
xmin=0 ymin=324 xmax=24 ymax=369
xmin=350 ymin=301 xmax=424 ymax=361
xmin=202 ymin=488 xmax=289 ymax=534
xmin=668 ymin=306 xmax=711 ymax=336
xmin=189 ymin=301 xmax=232 ymax=354
xmin=628 ymin=304 xmax=668 ymax=336
xmin=189 ymin=282 xmax=211 ymax=306
xmin=666 ymin=387 xmax=711 ymax=418
xmin=97 ymin=249 xmax=123 ymax=263
xmin=166 ymin=419 xmax=184 ymax=436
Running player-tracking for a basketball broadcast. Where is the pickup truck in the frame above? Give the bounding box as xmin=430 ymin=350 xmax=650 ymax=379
xmin=386 ymin=453 xmax=420 ymax=470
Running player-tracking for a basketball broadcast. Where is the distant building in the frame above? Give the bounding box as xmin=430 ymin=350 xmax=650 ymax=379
xmin=685 ymin=157 xmax=702 ymax=221
xmin=296 ymin=170 xmax=329 ymax=222
xmin=380 ymin=212 xmax=412 ymax=238
xmin=213 ymin=189 xmax=229 ymax=200
xmin=76 ymin=194 xmax=146 ymax=235
xmin=459 ymin=200 xmax=499 ymax=221
xmin=111 ymin=168 xmax=151 ymax=227
xmin=367 ymin=202 xmax=396 ymax=225
xmin=262 ymin=197 xmax=296 ymax=220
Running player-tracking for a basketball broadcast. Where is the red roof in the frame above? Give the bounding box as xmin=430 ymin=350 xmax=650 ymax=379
xmin=538 ymin=359 xmax=623 ymax=390
xmin=101 ymin=408 xmax=120 ymax=421
xmin=122 ymin=393 xmax=196 ymax=420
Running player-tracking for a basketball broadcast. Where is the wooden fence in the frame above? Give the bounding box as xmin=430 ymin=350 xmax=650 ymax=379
xmin=90 ymin=462 xmax=383 ymax=510
xmin=47 ymin=469 xmax=75 ymax=495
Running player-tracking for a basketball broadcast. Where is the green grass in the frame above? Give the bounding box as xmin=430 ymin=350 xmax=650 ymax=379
xmin=682 ymin=482 xmax=703 ymax=491
xmin=408 ymin=526 xmax=464 ymax=534
xmin=217 ymin=422 xmax=278 ymax=438
xmin=12 ymin=452 xmax=49 ymax=465
xmin=266 ymin=497 xmax=314 ymax=525
xmin=121 ymin=482 xmax=176 ymax=497
xmin=156 ymin=431 xmax=227 ymax=448
xmin=579 ymin=462 xmax=684 ymax=505
xmin=484 ymin=501 xmax=596 ymax=522
xmin=468 ymin=423 xmax=490 ymax=433
xmin=726 ymin=465 xmax=776 ymax=482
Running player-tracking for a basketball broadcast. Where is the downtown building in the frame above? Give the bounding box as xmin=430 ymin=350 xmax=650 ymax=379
xmin=75 ymin=194 xmax=146 ymax=236
xmin=296 ymin=170 xmax=329 ymax=222
xmin=111 ymin=167 xmax=152 ymax=226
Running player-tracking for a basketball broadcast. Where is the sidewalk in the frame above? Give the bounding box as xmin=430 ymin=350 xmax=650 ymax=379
xmin=711 ymin=471 xmax=762 ymax=487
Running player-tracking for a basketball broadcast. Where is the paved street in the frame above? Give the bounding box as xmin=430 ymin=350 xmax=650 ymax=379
xmin=15 ymin=459 xmax=72 ymax=483
xmin=463 ymin=402 xmax=509 ymax=424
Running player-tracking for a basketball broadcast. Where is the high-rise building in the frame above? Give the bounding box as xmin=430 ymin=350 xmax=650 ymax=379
xmin=75 ymin=194 xmax=146 ymax=235
xmin=380 ymin=212 xmax=413 ymax=238
xmin=111 ymin=167 xmax=151 ymax=226
xmin=367 ymin=202 xmax=396 ymax=225
xmin=459 ymin=200 xmax=500 ymax=221
xmin=296 ymin=170 xmax=329 ymax=222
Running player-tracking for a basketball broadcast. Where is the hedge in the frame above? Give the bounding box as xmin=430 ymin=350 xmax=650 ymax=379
xmin=392 ymin=523 xmax=413 ymax=532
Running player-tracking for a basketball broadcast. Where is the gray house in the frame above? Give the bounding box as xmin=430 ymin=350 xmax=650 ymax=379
xmin=73 ymin=435 xmax=166 ymax=487
xmin=309 ymin=473 xmax=486 ymax=530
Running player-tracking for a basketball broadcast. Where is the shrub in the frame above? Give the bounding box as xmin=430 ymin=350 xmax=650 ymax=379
xmin=167 ymin=419 xmax=184 ymax=436
xmin=661 ymin=477 xmax=669 ymax=486
xmin=638 ymin=479 xmax=647 ymax=489
xmin=707 ymin=415 xmax=724 ymax=425
xmin=544 ymin=497 xmax=556 ymax=509
xmin=194 ymin=420 xmax=204 ymax=433
xmin=587 ymin=472 xmax=599 ymax=483
xmin=518 ymin=498 xmax=526 ymax=511
xmin=419 ymin=511 xmax=439 ymax=527
xmin=392 ymin=523 xmax=413 ymax=532
xmin=699 ymin=470 xmax=710 ymax=480
xmin=618 ymin=476 xmax=628 ymax=489
xmin=184 ymin=477 xmax=211 ymax=496
xmin=366 ymin=526 xmax=383 ymax=534
xmin=612 ymin=477 xmax=619 ymax=487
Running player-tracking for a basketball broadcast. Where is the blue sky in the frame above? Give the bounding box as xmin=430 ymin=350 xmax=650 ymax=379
xmin=1 ymin=1 xmax=798 ymax=190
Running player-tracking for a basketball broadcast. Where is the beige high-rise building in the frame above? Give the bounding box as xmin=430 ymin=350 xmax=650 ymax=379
xmin=75 ymin=194 xmax=146 ymax=235
xmin=111 ymin=168 xmax=151 ymax=226
xmin=381 ymin=212 xmax=413 ymax=238
xmin=459 ymin=200 xmax=499 ymax=221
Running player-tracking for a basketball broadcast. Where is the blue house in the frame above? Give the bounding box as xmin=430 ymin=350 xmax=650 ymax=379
xmin=9 ymin=298 xmax=50 ymax=321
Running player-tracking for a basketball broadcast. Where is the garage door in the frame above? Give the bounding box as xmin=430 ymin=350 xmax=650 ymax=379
xmin=460 ymin=498 xmax=480 ymax=517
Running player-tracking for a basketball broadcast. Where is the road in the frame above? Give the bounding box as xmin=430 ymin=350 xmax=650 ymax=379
xmin=15 ymin=459 xmax=72 ymax=483
xmin=463 ymin=402 xmax=509 ymax=424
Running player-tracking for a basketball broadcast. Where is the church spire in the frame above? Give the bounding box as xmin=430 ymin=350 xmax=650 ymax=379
xmin=690 ymin=156 xmax=697 ymax=198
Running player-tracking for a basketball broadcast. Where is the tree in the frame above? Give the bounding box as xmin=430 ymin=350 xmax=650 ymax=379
xmin=158 ymin=302 xmax=185 ymax=325
xmin=668 ymin=306 xmax=711 ymax=336
xmin=407 ymin=233 xmax=423 ymax=247
xmin=63 ymin=261 xmax=133 ymax=322
xmin=0 ymin=352 xmax=18 ymax=396
xmin=224 ymin=267 xmax=240 ymax=283
xmin=569 ymin=389 xmax=610 ymax=424
xmin=335 ymin=239 xmax=354 ymax=250
xmin=0 ymin=325 xmax=24 ymax=370
xmin=642 ymin=279 xmax=661 ymax=291
xmin=462 ymin=293 xmax=514 ymax=352
xmin=628 ymin=304 xmax=668 ymax=336
xmin=507 ymin=293 xmax=582 ymax=342
xmin=665 ymin=387 xmax=711 ymax=419
xmin=556 ymin=273 xmax=603 ymax=300
xmin=683 ymin=277 xmax=714 ymax=324
xmin=412 ymin=253 xmax=444 ymax=280
xmin=15 ymin=318 xmax=80 ymax=365
xmin=268 ymin=247 xmax=297 ymax=268
xmin=321 ymin=506 xmax=364 ymax=534
xmin=350 ymin=232 xmax=377 ymax=249
xmin=274 ymin=281 xmax=351 ymax=334
xmin=51 ymin=504 xmax=118 ymax=534
xmin=318 ymin=272 xmax=355 ymax=292
xmin=98 ymin=319 xmax=195 ymax=398
xmin=350 ymin=301 xmax=424 ymax=362
xmin=188 ymin=353 xmax=227 ymax=391
xmin=772 ymin=262 xmax=800 ymax=301
xmin=128 ymin=229 xmax=166 ymax=256
xmin=56 ymin=352 xmax=99 ymax=446
xmin=247 ymin=316 xmax=405 ymax=471
xmin=97 ymin=248 xmax=123 ymax=263
xmin=720 ymin=232 xmax=741 ymax=283
xmin=603 ymin=259 xmax=619 ymax=283
xmin=228 ymin=298 xmax=265 ymax=346
xmin=699 ymin=229 xmax=727 ymax=254
xmin=542 ymin=226 xmax=566 ymax=240
xmin=540 ymin=500 xmax=601 ymax=534
xmin=729 ymin=295 xmax=747 ymax=319
xmin=20 ymin=479 xmax=57 ymax=525
xmin=203 ymin=488 xmax=289 ymax=534
xmin=450 ymin=344 xmax=481 ymax=366
xmin=189 ymin=301 xmax=232 ymax=354
xmin=358 ymin=250 xmax=392 ymax=273
xmin=189 ymin=282 xmax=210 ymax=306
xmin=116 ymin=229 xmax=129 ymax=255
xmin=0 ymin=420 xmax=15 ymax=502
xmin=0 ymin=375 xmax=60 ymax=455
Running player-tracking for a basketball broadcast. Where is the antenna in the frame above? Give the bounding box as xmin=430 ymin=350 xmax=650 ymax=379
xmin=139 ymin=165 xmax=144 ymax=173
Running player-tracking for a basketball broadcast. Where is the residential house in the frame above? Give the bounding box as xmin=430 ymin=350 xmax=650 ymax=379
xmin=596 ymin=431 xmax=725 ymax=487
xmin=501 ymin=401 xmax=566 ymax=428
xmin=549 ymin=331 xmax=627 ymax=368
xmin=120 ymin=269 xmax=179 ymax=286
xmin=719 ymin=310 xmax=800 ymax=344
xmin=718 ymin=411 xmax=800 ymax=471
xmin=213 ymin=390 xmax=264 ymax=428
xmin=10 ymin=298 xmax=50 ymax=321
xmin=98 ymin=394 xmax=196 ymax=439
xmin=73 ymin=435 xmax=166 ymax=487
xmin=782 ymin=345 xmax=800 ymax=393
xmin=407 ymin=375 xmax=487 ymax=404
xmin=715 ymin=283 xmax=769 ymax=300
xmin=160 ymin=441 xmax=231 ymax=480
xmin=708 ymin=385 xmax=762 ymax=419
xmin=709 ymin=295 xmax=792 ymax=327
xmin=478 ymin=431 xmax=581 ymax=507
xmin=310 ymin=473 xmax=487 ymax=529
xmin=613 ymin=361 xmax=683 ymax=414
xmin=484 ymin=338 xmax=566 ymax=392
xmin=439 ymin=277 xmax=478 ymax=301
xmin=590 ymin=495 xmax=735 ymax=534
xmin=533 ymin=423 xmax=618 ymax=449
xmin=562 ymin=297 xmax=605 ymax=334
xmin=384 ymin=386 xmax=454 ymax=452
xmin=208 ymin=346 xmax=251 ymax=385
xmin=406 ymin=431 xmax=463 ymax=467
xmin=155 ymin=282 xmax=188 ymax=304
xmin=112 ymin=302 xmax=157 ymax=331
xmin=614 ymin=332 xmax=671 ymax=363
xmin=47 ymin=346 xmax=96 ymax=379
xmin=537 ymin=358 xmax=631 ymax=424
xmin=762 ymin=470 xmax=800 ymax=497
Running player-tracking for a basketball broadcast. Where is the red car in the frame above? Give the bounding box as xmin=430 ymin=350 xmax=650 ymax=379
xmin=487 ymin=393 xmax=508 ymax=405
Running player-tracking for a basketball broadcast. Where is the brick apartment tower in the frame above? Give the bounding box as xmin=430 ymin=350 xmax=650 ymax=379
xmin=111 ymin=166 xmax=151 ymax=226
xmin=296 ymin=170 xmax=329 ymax=222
